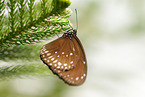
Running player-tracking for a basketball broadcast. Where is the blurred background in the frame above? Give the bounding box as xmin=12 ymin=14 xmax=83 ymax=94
xmin=1 ymin=0 xmax=145 ymax=97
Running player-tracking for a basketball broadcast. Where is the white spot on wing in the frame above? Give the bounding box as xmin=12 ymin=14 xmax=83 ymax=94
xmin=44 ymin=58 xmax=47 ymax=60
xmin=70 ymin=61 xmax=73 ymax=64
xmin=62 ymin=52 xmax=64 ymax=54
xmin=47 ymin=53 xmax=51 ymax=56
xmin=57 ymin=66 xmax=60 ymax=69
xmin=73 ymin=47 xmax=75 ymax=51
xmin=68 ymin=65 xmax=71 ymax=68
xmin=61 ymin=66 xmax=64 ymax=69
xmin=53 ymin=60 xmax=57 ymax=63
xmin=70 ymin=53 xmax=73 ymax=55
xmin=40 ymin=50 xmax=44 ymax=54
xmin=76 ymin=77 xmax=79 ymax=80
xmin=58 ymin=62 xmax=62 ymax=66
xmin=51 ymin=58 xmax=55 ymax=61
xmin=81 ymin=76 xmax=84 ymax=79
xmin=45 ymin=51 xmax=49 ymax=53
xmin=64 ymin=63 xmax=67 ymax=66
xmin=55 ymin=51 xmax=57 ymax=53
xmin=54 ymin=64 xmax=57 ymax=66
xmin=48 ymin=56 xmax=53 ymax=58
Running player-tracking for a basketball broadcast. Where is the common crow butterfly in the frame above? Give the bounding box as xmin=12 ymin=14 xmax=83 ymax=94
xmin=40 ymin=9 xmax=87 ymax=86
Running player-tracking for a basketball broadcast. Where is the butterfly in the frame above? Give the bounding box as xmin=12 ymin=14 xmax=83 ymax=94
xmin=40 ymin=9 xmax=87 ymax=85
xmin=40 ymin=28 xmax=87 ymax=86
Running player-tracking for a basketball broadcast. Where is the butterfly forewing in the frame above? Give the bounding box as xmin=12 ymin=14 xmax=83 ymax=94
xmin=40 ymin=36 xmax=79 ymax=71
xmin=40 ymin=29 xmax=87 ymax=85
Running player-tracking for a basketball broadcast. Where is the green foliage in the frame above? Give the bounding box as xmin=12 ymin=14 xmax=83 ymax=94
xmin=0 ymin=0 xmax=72 ymax=47
xmin=0 ymin=0 xmax=72 ymax=80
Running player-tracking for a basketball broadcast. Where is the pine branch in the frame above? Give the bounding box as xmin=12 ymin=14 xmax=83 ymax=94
xmin=0 ymin=61 xmax=51 ymax=80
xmin=0 ymin=0 xmax=71 ymax=47
xmin=0 ymin=0 xmax=72 ymax=80
xmin=0 ymin=0 xmax=6 ymax=40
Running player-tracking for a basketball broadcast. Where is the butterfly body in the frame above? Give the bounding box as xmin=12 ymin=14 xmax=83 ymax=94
xmin=40 ymin=29 xmax=87 ymax=85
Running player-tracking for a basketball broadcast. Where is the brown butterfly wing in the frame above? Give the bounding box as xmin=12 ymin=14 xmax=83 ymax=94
xmin=40 ymin=33 xmax=87 ymax=85
xmin=51 ymin=59 xmax=87 ymax=85
xmin=40 ymin=36 xmax=79 ymax=71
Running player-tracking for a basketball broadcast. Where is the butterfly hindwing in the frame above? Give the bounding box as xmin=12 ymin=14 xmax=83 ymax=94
xmin=49 ymin=36 xmax=87 ymax=85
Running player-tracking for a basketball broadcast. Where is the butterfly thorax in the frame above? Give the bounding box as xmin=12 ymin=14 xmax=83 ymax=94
xmin=63 ymin=29 xmax=77 ymax=39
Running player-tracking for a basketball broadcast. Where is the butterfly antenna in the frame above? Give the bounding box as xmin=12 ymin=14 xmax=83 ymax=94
xmin=75 ymin=9 xmax=78 ymax=30
xmin=65 ymin=9 xmax=78 ymax=31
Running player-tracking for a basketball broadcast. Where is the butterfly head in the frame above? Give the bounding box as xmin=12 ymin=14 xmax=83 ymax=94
xmin=63 ymin=29 xmax=77 ymax=39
